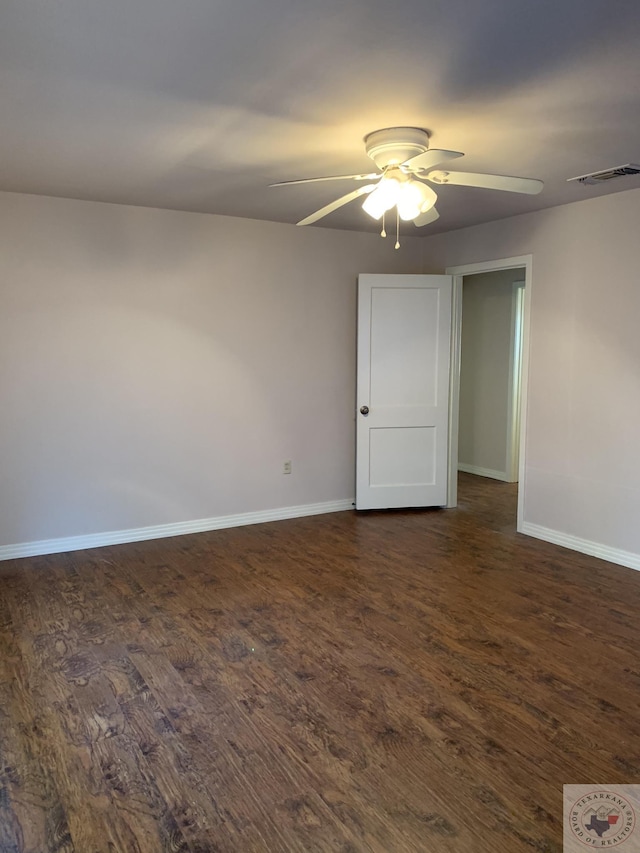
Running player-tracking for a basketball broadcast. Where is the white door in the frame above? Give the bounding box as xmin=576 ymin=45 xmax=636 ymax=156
xmin=356 ymin=274 xmax=452 ymax=510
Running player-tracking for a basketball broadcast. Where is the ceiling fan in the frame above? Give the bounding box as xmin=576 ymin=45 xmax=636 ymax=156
xmin=270 ymin=127 xmax=543 ymax=245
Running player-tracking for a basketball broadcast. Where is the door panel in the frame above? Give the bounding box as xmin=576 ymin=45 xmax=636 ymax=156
xmin=369 ymin=427 xmax=436 ymax=486
xmin=356 ymin=274 xmax=452 ymax=510
xmin=370 ymin=286 xmax=440 ymax=408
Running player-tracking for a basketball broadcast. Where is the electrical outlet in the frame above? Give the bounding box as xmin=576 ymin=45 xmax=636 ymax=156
xmin=283 ymin=460 xmax=292 ymax=475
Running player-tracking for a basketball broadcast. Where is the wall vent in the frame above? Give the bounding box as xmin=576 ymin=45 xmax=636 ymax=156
xmin=567 ymin=164 xmax=640 ymax=185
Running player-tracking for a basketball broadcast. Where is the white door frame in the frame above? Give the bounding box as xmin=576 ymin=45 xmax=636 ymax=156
xmin=505 ymin=280 xmax=525 ymax=483
xmin=445 ymin=255 xmax=532 ymax=532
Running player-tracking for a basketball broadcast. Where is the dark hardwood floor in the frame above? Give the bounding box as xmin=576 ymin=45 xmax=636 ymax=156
xmin=2 ymin=473 xmax=640 ymax=852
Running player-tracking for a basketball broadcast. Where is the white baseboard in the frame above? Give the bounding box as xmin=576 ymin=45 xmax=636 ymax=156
xmin=519 ymin=522 xmax=640 ymax=573
xmin=458 ymin=463 xmax=509 ymax=482
xmin=0 ymin=498 xmax=355 ymax=562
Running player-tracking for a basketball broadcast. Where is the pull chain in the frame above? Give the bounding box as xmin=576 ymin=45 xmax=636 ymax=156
xmin=381 ymin=209 xmax=386 ymax=238
xmin=395 ymin=207 xmax=400 ymax=249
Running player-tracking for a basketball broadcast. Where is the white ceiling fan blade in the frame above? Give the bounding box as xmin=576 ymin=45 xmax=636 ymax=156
xmin=413 ymin=206 xmax=440 ymax=227
xmin=427 ymin=170 xmax=543 ymax=194
xmin=297 ymin=184 xmax=377 ymax=226
xmin=402 ymin=149 xmax=464 ymax=172
xmin=270 ymin=173 xmax=379 ymax=187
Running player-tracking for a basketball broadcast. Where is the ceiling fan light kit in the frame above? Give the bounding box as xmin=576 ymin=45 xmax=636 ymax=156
xmin=271 ymin=127 xmax=544 ymax=244
xmin=361 ymin=177 xmax=400 ymax=219
xmin=400 ymin=181 xmax=438 ymax=221
xmin=362 ymin=169 xmax=439 ymax=223
xmin=396 ymin=182 xmax=426 ymax=221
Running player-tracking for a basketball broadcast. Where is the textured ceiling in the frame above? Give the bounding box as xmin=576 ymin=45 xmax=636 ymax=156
xmin=1 ymin=0 xmax=640 ymax=235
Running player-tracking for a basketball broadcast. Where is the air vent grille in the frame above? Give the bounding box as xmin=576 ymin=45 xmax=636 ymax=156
xmin=568 ymin=164 xmax=640 ymax=185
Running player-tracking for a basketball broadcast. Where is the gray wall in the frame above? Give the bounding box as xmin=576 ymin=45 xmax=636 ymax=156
xmin=4 ymin=185 xmax=640 ymax=569
xmin=0 ymin=191 xmax=423 ymax=550
xmin=422 ymin=187 xmax=640 ymax=562
xmin=459 ymin=269 xmax=521 ymax=480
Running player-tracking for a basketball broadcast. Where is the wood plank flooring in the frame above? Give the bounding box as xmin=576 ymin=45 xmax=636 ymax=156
xmin=2 ymin=473 xmax=640 ymax=852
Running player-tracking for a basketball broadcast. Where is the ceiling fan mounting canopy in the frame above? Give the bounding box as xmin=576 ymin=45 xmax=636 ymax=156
xmin=364 ymin=127 xmax=430 ymax=169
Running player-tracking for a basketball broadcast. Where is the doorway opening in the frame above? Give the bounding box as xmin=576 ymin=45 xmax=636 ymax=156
xmin=445 ymin=255 xmax=532 ymax=533
xmin=459 ymin=270 xmax=525 ymax=482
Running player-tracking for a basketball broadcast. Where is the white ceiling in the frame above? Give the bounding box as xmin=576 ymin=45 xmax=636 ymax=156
xmin=2 ymin=0 xmax=640 ymax=235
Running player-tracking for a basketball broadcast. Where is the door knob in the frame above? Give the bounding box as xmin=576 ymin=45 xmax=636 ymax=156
xmin=360 ymin=405 xmax=369 ymax=415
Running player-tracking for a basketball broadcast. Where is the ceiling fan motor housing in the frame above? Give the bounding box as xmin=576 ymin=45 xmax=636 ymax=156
xmin=364 ymin=127 xmax=430 ymax=168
